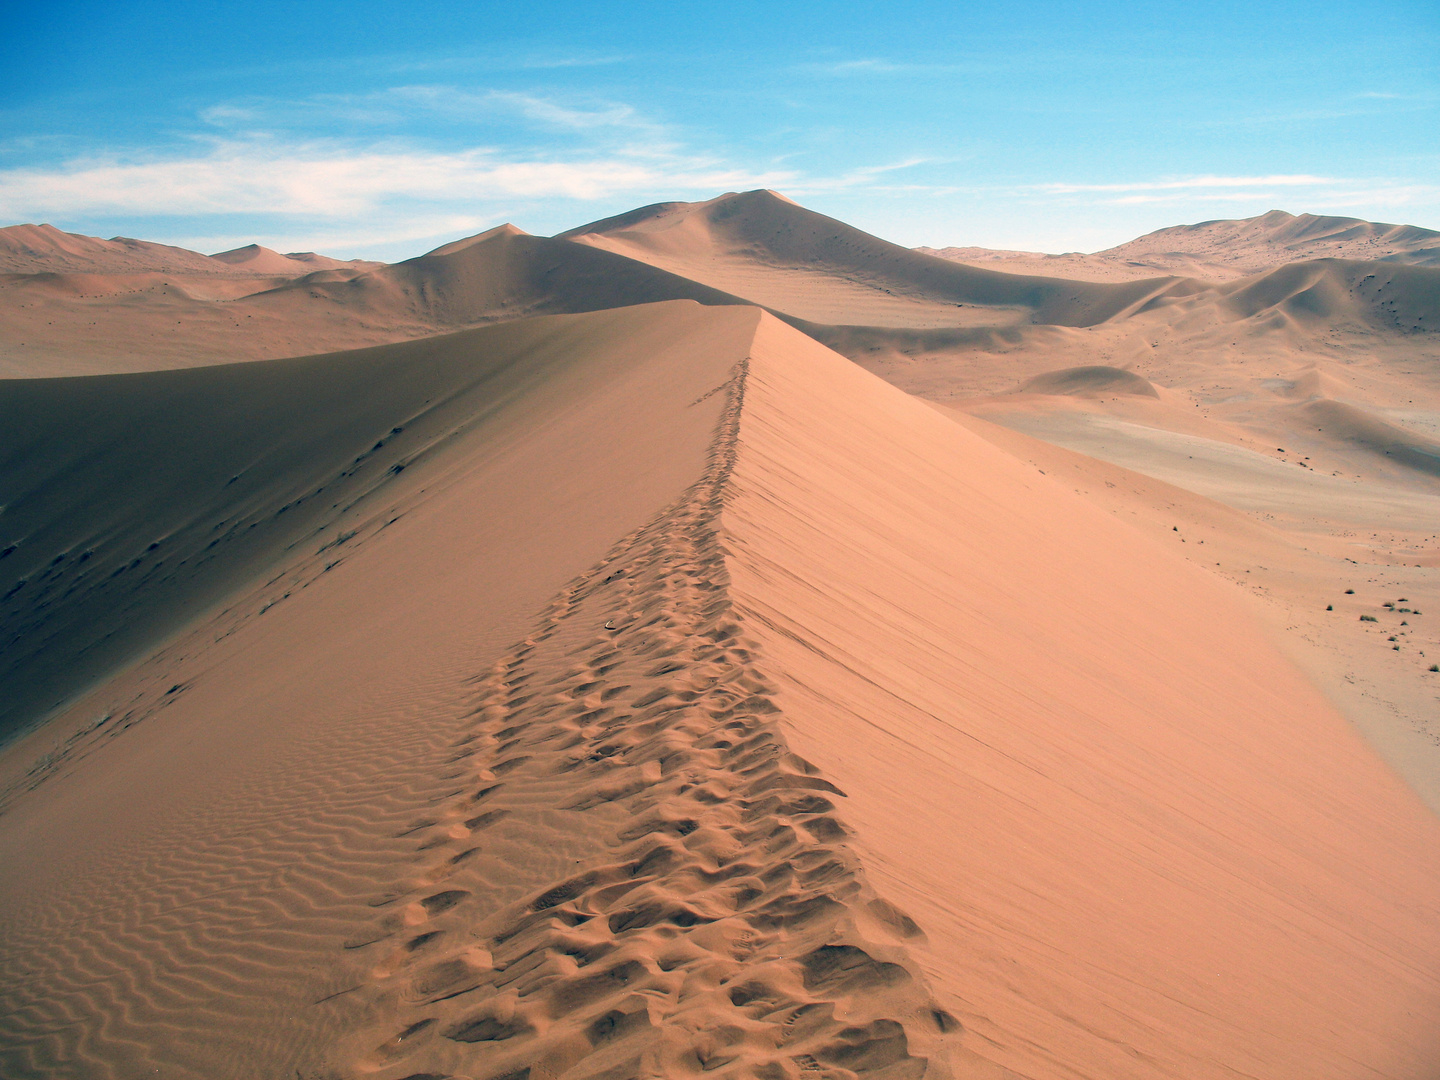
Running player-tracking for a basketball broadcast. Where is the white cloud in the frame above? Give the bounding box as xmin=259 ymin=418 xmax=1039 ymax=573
xmin=1056 ymin=179 xmax=1440 ymax=211
xmin=0 ymin=138 xmax=791 ymax=222
xmin=1039 ymin=175 xmax=1335 ymax=195
xmin=197 ymin=85 xmax=667 ymax=140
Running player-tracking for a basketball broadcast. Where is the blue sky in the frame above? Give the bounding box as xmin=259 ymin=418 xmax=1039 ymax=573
xmin=2 ymin=0 xmax=1436 ymax=260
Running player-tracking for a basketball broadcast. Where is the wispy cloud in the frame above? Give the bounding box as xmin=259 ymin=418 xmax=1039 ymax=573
xmin=1027 ymin=173 xmax=1440 ymax=213
xmin=199 ymin=85 xmax=668 ymax=142
xmin=1038 ymin=175 xmax=1335 ymax=195
xmin=789 ymin=158 xmax=936 ymax=193
xmin=0 ymin=138 xmax=789 ymax=222
xmin=799 ymin=57 xmax=996 ymax=77
xmin=816 ymin=59 xmax=908 ymax=75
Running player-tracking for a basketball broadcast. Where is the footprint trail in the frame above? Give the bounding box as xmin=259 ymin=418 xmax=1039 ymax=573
xmin=337 ymin=361 xmax=959 ymax=1080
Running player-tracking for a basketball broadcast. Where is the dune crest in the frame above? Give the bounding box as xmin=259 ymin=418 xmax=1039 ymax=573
xmin=334 ymin=356 xmax=955 ymax=1079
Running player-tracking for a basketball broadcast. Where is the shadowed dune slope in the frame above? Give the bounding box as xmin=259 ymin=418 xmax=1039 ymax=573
xmin=723 ymin=315 xmax=1440 ymax=1079
xmin=1293 ymin=397 xmax=1440 ymax=479
xmin=0 ymin=302 xmax=760 ymax=741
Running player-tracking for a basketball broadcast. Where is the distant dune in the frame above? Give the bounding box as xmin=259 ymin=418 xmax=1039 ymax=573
xmin=0 ymin=222 xmax=377 ymax=277
xmin=209 ymin=243 xmax=383 ymax=275
xmin=2 ymin=195 xmax=1440 ymax=1080
xmin=920 ymin=209 xmax=1440 ymax=281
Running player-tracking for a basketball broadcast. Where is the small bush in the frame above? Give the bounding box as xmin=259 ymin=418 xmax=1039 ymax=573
xmin=1345 ymin=588 xmax=1355 ymax=594
xmin=1359 ymin=615 xmax=1378 ymax=622
xmin=1430 ymin=664 xmax=1439 ymax=673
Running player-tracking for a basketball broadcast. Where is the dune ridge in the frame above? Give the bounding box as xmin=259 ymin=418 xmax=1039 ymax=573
xmin=332 ymin=356 xmax=956 ymax=1079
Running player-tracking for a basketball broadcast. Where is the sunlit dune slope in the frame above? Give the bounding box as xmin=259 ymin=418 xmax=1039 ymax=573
xmin=2 ymin=303 xmax=1436 ymax=1080
xmin=724 ymin=315 xmax=1440 ymax=1079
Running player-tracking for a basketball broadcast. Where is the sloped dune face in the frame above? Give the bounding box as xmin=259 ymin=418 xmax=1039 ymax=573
xmin=721 ymin=316 xmax=1440 ymax=1079
xmin=2 ymin=303 xmax=1437 ymax=1080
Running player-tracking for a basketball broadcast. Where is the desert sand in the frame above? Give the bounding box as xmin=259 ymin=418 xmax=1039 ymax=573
xmin=1 ymin=193 xmax=1438 ymax=1080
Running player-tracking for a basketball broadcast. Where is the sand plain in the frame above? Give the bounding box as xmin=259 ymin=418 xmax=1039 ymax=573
xmin=1 ymin=194 xmax=1439 ymax=1080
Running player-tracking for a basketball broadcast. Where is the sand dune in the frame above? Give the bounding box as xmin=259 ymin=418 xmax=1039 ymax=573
xmin=1291 ymin=397 xmax=1440 ymax=479
xmin=920 ymin=210 xmax=1440 ymax=281
xmin=1103 ymin=209 xmax=1440 ymax=274
xmin=559 ymin=190 xmax=1191 ymax=329
xmin=0 ymin=222 xmax=375 ymax=277
xmin=209 ymin=243 xmax=383 ymax=274
xmin=0 ymin=223 xmax=245 ymax=276
xmin=0 ymin=222 xmax=757 ymax=376
xmin=7 ymin=194 xmax=1435 ymax=390
xmin=2 ymin=302 xmax=1438 ymax=1080
xmin=1014 ymin=364 xmax=1159 ymax=398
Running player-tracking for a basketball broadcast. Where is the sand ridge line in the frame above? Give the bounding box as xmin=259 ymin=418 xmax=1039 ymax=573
xmin=336 ymin=358 xmax=959 ymax=1080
